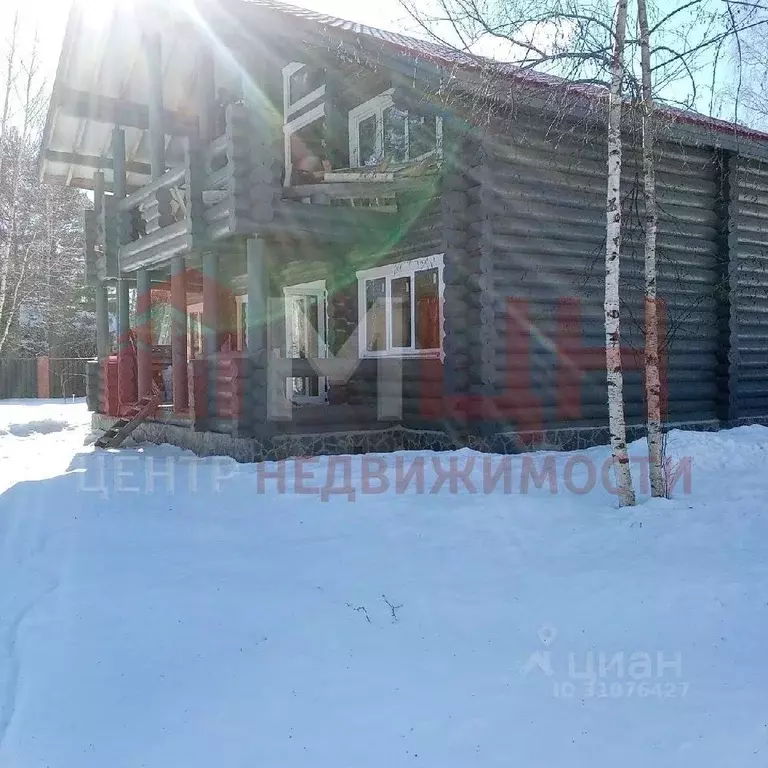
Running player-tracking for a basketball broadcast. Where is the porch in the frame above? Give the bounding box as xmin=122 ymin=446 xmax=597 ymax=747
xmin=87 ymin=350 xmax=448 ymax=443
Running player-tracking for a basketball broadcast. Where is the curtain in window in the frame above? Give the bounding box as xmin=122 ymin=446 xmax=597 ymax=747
xmin=416 ymin=296 xmax=440 ymax=349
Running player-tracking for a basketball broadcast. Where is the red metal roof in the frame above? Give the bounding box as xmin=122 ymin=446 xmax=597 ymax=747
xmin=243 ymin=0 xmax=562 ymax=81
xmin=243 ymin=0 xmax=768 ymax=146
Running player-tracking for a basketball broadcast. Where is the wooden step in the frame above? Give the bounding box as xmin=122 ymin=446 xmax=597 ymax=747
xmin=95 ymin=386 xmax=163 ymax=449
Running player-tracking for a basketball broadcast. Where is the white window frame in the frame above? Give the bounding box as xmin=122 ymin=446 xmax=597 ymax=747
xmin=284 ymin=280 xmax=328 ymax=403
xmin=282 ymin=62 xmax=327 ymax=187
xmin=283 ymin=103 xmax=326 ymax=188
xmin=349 ymin=89 xmax=443 ymax=168
xmin=283 ymin=62 xmax=326 ymax=121
xmin=187 ymin=302 xmax=204 ymax=360
xmin=356 ymin=253 xmax=444 ymax=359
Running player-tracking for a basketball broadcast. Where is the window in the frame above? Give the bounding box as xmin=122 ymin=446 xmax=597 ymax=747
xmin=287 ymin=66 xmax=324 ymax=108
xmin=284 ymin=281 xmax=328 ymax=403
xmin=283 ymin=62 xmax=326 ymax=119
xmin=349 ymin=90 xmax=443 ymax=167
xmin=187 ymin=302 xmax=203 ymax=360
xmin=357 ymin=254 xmax=444 ymax=358
xmin=283 ymin=62 xmax=327 ymax=186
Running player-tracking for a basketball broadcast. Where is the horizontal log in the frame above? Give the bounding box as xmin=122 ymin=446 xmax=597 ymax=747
xmin=55 ymin=86 xmax=198 ymax=136
xmin=204 ymin=135 xmax=228 ymax=168
xmin=44 ymin=149 xmax=151 ymax=176
xmin=204 ymin=199 xmax=231 ymax=225
xmin=119 ymin=224 xmax=191 ymax=271
xmin=282 ymin=178 xmax=435 ymax=201
xmin=119 ymin=166 xmax=186 ymax=212
xmin=206 ymin=165 xmax=229 ymax=190
xmin=207 ymin=220 xmax=233 ymax=241
xmin=348 ymin=380 xmax=447 ymax=398
xmin=276 ymin=404 xmax=386 ymax=427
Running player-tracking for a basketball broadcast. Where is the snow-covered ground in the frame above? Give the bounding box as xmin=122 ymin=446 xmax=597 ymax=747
xmin=0 ymin=399 xmax=767 ymax=767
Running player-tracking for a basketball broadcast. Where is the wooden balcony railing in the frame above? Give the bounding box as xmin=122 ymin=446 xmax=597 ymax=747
xmin=117 ymin=162 xmax=193 ymax=271
xmin=113 ymin=103 xmax=281 ymax=271
xmin=99 ymin=97 xmax=429 ymax=271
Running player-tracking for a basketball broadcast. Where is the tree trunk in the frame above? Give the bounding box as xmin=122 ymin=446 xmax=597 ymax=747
xmin=637 ymin=0 xmax=665 ymax=498
xmin=605 ymin=0 xmax=635 ymax=507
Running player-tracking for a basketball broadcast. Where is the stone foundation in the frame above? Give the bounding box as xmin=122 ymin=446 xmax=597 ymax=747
xmin=91 ymin=413 xmax=722 ymax=462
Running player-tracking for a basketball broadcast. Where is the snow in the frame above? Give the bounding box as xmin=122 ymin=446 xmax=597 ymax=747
xmin=1 ymin=399 xmax=767 ymax=767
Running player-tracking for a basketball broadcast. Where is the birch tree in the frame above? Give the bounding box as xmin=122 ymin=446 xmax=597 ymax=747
xmin=604 ymin=0 xmax=635 ymax=506
xmin=636 ymin=0 xmax=665 ymax=497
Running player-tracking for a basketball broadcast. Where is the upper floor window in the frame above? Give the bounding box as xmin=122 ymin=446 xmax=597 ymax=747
xmin=349 ymin=89 xmax=443 ymax=167
xmin=283 ymin=62 xmax=326 ymax=121
xmin=283 ymin=62 xmax=327 ymax=186
xmin=357 ymin=254 xmax=444 ymax=358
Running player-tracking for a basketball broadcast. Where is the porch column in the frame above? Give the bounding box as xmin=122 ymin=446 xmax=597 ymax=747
xmin=171 ymin=255 xmax=188 ymax=412
xmin=202 ymin=251 xmax=218 ymax=416
xmin=202 ymin=251 xmax=218 ymax=357
xmin=111 ymin=126 xmax=126 ymax=211
xmin=95 ymin=283 xmax=110 ymax=359
xmin=112 ymin=130 xmax=129 ymax=357
xmin=246 ymin=236 xmax=270 ymax=426
xmin=93 ymin=170 xmax=105 ymax=217
xmin=136 ymin=268 xmax=153 ymax=397
xmin=112 ymin=126 xmax=135 ymax=406
xmin=197 ymin=46 xmax=216 ymax=143
xmin=116 ymin=275 xmax=136 ymax=406
xmin=117 ymin=278 xmax=131 ymax=355
xmin=93 ymin=170 xmax=110 ymax=361
xmin=145 ymin=31 xmax=165 ymax=179
xmin=246 ymin=236 xmax=267 ymax=355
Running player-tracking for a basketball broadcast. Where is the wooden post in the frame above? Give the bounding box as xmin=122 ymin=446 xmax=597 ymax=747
xmin=37 ymin=357 xmax=51 ymax=399
xmin=202 ymin=251 xmax=218 ymax=420
xmin=246 ymin=236 xmax=267 ymax=355
xmin=171 ymin=255 xmax=189 ymax=413
xmin=93 ymin=169 xmax=110 ymax=363
xmin=112 ymin=126 xmax=128 ymax=340
xmin=197 ymin=46 xmax=216 ymax=143
xmin=95 ymin=283 xmax=110 ymax=359
xmin=145 ymin=31 xmax=166 ymax=179
xmin=111 ymin=127 xmax=127 ymax=273
xmin=202 ymin=252 xmax=218 ymax=358
xmin=112 ymin=127 xmax=127 ymax=201
xmin=112 ymin=126 xmax=135 ymax=407
xmin=247 ymin=236 xmax=268 ymax=428
xmin=117 ymin=276 xmax=131 ymax=355
xmin=116 ymin=275 xmax=136 ymax=407
xmin=136 ymin=268 xmax=153 ymax=396
xmin=93 ymin=170 xmax=105 ymax=216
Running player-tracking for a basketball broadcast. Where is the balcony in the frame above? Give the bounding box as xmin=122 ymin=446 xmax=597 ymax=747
xmin=113 ymin=103 xmax=281 ymax=272
xmin=90 ymin=113 xmax=442 ymax=273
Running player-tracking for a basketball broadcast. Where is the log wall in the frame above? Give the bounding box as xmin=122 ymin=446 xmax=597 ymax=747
xmin=480 ymin=113 xmax=723 ymax=432
xmin=728 ymin=155 xmax=768 ymax=421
